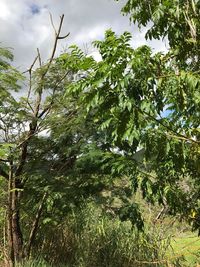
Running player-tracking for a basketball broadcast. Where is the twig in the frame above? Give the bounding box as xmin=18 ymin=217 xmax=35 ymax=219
xmin=26 ymin=55 xmax=39 ymax=106
xmin=37 ymin=48 xmax=42 ymax=67
xmin=49 ymin=12 xmax=57 ymax=36
xmin=0 ymin=158 xmax=10 ymax=162
xmin=58 ymin=33 xmax=70 ymax=40
xmin=47 ymin=14 xmax=70 ymax=70
xmin=136 ymin=105 xmax=200 ymax=145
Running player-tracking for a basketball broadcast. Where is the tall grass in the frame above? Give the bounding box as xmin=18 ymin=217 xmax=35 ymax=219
xmin=16 ymin=258 xmax=51 ymax=267
xmin=30 ymin=202 xmax=177 ymax=267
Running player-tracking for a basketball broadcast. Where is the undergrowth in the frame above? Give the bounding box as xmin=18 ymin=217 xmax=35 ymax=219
xmin=25 ymin=202 xmax=182 ymax=267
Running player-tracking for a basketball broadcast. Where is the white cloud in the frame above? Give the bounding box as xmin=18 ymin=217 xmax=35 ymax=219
xmin=89 ymin=51 xmax=102 ymax=62
xmin=0 ymin=1 xmax=11 ymax=20
xmin=73 ymin=25 xmax=108 ymax=44
xmin=0 ymin=0 xmax=166 ymax=70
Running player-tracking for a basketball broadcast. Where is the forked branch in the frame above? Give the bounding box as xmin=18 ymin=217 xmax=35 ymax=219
xmin=16 ymin=14 xmax=70 ymax=178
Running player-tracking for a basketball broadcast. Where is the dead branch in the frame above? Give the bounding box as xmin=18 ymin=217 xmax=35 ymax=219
xmin=37 ymin=48 xmax=42 ymax=67
xmin=58 ymin=32 xmax=70 ymax=40
xmin=26 ymin=55 xmax=39 ymax=108
xmin=15 ymin=14 xmax=70 ymax=178
xmin=47 ymin=14 xmax=70 ymax=72
xmin=49 ymin=12 xmax=57 ymax=36
xmin=22 ymin=55 xmax=38 ymax=74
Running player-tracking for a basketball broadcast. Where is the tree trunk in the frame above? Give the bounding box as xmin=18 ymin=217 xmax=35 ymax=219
xmin=7 ymin=164 xmax=14 ymax=267
xmin=11 ymin=188 xmax=23 ymax=262
xmin=7 ymin=162 xmax=24 ymax=265
xmin=25 ymin=192 xmax=47 ymax=258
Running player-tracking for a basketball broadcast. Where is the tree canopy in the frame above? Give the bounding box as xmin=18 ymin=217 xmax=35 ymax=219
xmin=63 ymin=0 xmax=200 ymax=230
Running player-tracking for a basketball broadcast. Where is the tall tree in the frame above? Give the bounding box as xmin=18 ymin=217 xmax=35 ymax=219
xmin=0 ymin=16 xmax=137 ymax=266
xmin=0 ymin=15 xmax=76 ymax=265
xmin=67 ymin=0 xmax=200 ymax=231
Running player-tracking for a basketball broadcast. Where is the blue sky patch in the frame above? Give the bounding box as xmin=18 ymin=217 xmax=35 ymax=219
xmin=30 ymin=4 xmax=40 ymax=15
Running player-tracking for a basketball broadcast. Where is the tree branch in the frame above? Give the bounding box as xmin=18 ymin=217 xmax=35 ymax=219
xmin=15 ymin=14 xmax=69 ymax=178
xmin=49 ymin=12 xmax=57 ymax=36
xmin=37 ymin=48 xmax=42 ymax=67
xmin=136 ymin=105 xmax=200 ymax=145
xmin=38 ymin=70 xmax=71 ymax=119
xmin=57 ymin=33 xmax=70 ymax=40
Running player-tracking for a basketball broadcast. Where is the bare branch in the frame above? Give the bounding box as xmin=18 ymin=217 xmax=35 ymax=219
xmin=37 ymin=48 xmax=42 ymax=67
xmin=57 ymin=32 xmax=70 ymax=40
xmin=16 ymin=14 xmax=69 ymax=177
xmin=26 ymin=55 xmax=39 ymax=106
xmin=48 ymin=14 xmax=65 ymax=66
xmin=29 ymin=56 xmax=39 ymax=72
xmin=49 ymin=12 xmax=57 ymax=36
xmin=0 ymin=158 xmax=10 ymax=163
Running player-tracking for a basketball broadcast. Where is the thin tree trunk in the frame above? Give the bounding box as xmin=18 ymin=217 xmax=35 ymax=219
xmin=25 ymin=192 xmax=47 ymax=258
xmin=11 ymin=177 xmax=23 ymax=262
xmin=7 ymin=161 xmax=15 ymax=267
xmin=4 ymin=15 xmax=67 ymax=265
xmin=7 ymin=160 xmax=24 ymax=264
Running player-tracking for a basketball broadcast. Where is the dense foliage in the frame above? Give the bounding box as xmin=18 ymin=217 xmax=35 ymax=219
xmin=65 ymin=0 xmax=200 ymax=230
xmin=0 ymin=0 xmax=200 ymax=265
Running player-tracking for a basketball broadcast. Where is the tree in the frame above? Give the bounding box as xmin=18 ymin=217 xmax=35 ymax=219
xmin=1 ymin=1 xmax=199 ymax=264
xmin=66 ymin=0 xmax=200 ymax=232
xmin=0 ymin=15 xmax=79 ymax=265
xmin=114 ymin=0 xmax=200 ymax=229
xmin=0 ymin=46 xmax=24 ymax=264
xmin=0 ymin=16 xmax=140 ymax=266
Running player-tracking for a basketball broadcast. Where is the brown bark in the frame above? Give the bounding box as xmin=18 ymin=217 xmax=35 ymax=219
xmin=7 ymin=161 xmax=15 ymax=266
xmin=11 ymin=181 xmax=23 ymax=262
xmin=4 ymin=14 xmax=69 ymax=265
xmin=7 ymin=161 xmax=24 ymax=265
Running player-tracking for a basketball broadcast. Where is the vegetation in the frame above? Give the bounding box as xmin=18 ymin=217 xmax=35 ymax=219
xmin=0 ymin=0 xmax=199 ymax=266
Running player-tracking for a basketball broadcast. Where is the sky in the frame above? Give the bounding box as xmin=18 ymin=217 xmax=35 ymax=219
xmin=0 ymin=0 xmax=168 ymax=70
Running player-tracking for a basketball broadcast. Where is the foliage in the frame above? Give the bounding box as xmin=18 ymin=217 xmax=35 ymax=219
xmin=0 ymin=0 xmax=200 ymax=264
xmin=116 ymin=0 xmax=200 ymax=65
xmin=113 ymin=0 xmax=200 ymax=230
xmin=63 ymin=0 xmax=200 ymax=232
xmin=0 ymin=35 xmax=145 ymax=264
xmin=0 ymin=38 xmax=113 ymax=263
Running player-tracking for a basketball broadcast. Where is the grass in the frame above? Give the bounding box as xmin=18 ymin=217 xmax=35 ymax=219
xmin=29 ymin=202 xmax=174 ymax=267
xmin=16 ymin=258 xmax=51 ymax=267
xmin=169 ymin=232 xmax=200 ymax=266
xmin=4 ymin=203 xmax=199 ymax=267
